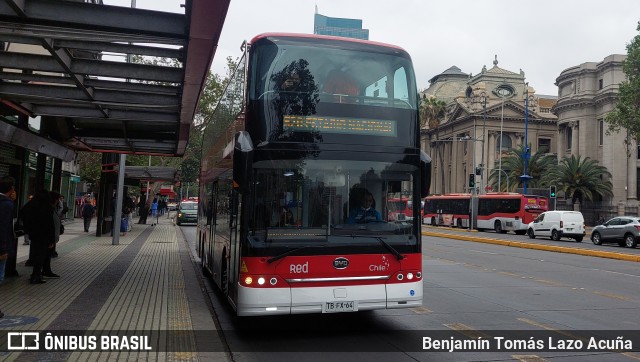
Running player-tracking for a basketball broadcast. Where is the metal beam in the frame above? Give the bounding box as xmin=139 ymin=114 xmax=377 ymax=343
xmin=0 ymin=72 xmax=181 ymax=94
xmin=0 ymin=0 xmax=187 ymax=40
xmin=0 ymin=52 xmax=184 ymax=82
xmin=0 ymin=120 xmax=76 ymax=161
xmin=0 ymin=82 xmax=180 ymax=107
xmin=32 ymin=104 xmax=177 ymax=122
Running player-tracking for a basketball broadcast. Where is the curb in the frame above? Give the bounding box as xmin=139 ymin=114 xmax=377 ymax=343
xmin=423 ymin=230 xmax=640 ymax=263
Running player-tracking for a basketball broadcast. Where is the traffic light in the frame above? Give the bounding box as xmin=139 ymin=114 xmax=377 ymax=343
xmin=468 ymin=173 xmax=475 ymax=188
xmin=550 ymin=185 xmax=557 ymax=198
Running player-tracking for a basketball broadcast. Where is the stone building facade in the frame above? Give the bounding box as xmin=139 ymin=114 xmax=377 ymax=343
xmin=421 ymin=57 xmax=558 ymax=195
xmin=554 ymin=54 xmax=634 ymax=206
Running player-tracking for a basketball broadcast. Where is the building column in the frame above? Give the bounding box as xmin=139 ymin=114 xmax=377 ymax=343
xmin=571 ymin=121 xmax=579 ymax=156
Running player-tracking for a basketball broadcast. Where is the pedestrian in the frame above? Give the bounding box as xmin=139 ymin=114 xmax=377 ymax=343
xmin=21 ymin=189 xmax=56 ymax=284
xmin=137 ymin=194 xmax=148 ymax=224
xmin=81 ymin=196 xmax=95 ymax=232
xmin=151 ymin=198 xmax=158 ymax=226
xmin=0 ymin=176 xmax=17 ymax=317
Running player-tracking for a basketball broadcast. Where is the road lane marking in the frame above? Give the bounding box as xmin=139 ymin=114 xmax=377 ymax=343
xmin=512 ymin=355 xmax=547 ymax=362
xmin=411 ymin=306 xmax=432 ymax=314
xmin=444 ymin=323 xmax=491 ymax=339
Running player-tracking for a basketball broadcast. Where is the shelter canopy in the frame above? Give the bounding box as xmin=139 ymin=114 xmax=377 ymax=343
xmin=0 ymin=0 xmax=230 ymax=158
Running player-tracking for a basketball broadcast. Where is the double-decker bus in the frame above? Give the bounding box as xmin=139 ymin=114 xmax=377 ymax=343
xmin=423 ymin=193 xmax=471 ymax=228
xmin=197 ymin=33 xmax=431 ymax=316
xmin=423 ymin=192 xmax=548 ymax=233
xmin=476 ymin=192 xmax=548 ymax=234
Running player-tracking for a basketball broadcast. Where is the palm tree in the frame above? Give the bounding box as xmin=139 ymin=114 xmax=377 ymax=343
xmin=543 ymin=155 xmax=613 ymax=207
xmin=420 ymin=95 xmax=447 ymax=129
xmin=420 ymin=95 xmax=448 ymax=193
xmin=488 ymin=145 xmax=557 ymax=192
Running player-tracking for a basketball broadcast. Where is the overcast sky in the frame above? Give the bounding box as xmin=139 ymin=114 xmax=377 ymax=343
xmin=107 ymin=0 xmax=638 ymax=96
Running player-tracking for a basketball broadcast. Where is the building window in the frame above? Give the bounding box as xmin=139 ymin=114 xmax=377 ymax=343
xmin=538 ymin=138 xmax=551 ymax=153
xmin=496 ymin=134 xmax=512 ymax=152
xmin=540 ymin=108 xmax=550 ymax=113
xmin=566 ymin=127 xmax=572 ymax=150
xmin=598 ymin=119 xmax=604 ymax=146
xmin=599 ymin=79 xmax=603 ymax=90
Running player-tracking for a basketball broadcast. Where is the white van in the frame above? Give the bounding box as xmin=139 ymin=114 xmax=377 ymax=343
xmin=527 ymin=211 xmax=585 ymax=242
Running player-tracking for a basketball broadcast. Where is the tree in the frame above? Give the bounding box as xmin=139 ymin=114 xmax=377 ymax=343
xmin=543 ymin=155 xmax=613 ymax=206
xmin=420 ymin=95 xmax=448 ymax=193
xmin=488 ymin=144 xmax=557 ymax=191
xmin=605 ymin=21 xmax=640 ymax=146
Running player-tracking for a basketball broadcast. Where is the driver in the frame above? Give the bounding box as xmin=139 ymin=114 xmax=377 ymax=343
xmin=347 ymin=191 xmax=382 ymax=224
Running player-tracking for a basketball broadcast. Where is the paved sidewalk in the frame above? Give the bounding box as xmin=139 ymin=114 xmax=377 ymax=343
xmin=0 ymin=216 xmax=230 ymax=361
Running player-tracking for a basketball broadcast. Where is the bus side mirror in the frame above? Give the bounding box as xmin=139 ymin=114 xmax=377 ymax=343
xmin=420 ymin=150 xmax=431 ymax=198
xmin=233 ymin=131 xmax=254 ymax=195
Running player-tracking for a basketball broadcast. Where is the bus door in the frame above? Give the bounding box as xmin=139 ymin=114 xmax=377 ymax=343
xmin=228 ymin=188 xmax=241 ymax=302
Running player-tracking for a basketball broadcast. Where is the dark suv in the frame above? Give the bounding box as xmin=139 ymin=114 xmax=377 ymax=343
xmin=176 ymin=201 xmax=198 ymax=226
xmin=591 ymin=216 xmax=640 ymax=248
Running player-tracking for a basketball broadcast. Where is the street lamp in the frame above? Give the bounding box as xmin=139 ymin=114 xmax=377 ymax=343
xmin=490 ymin=168 xmax=510 ymax=192
xmin=472 ymin=92 xmax=488 ymax=193
xmin=497 ymin=88 xmax=509 ymax=191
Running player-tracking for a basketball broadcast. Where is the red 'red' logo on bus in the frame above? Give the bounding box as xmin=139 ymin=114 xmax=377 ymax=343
xmin=333 ymin=257 xmax=349 ymax=269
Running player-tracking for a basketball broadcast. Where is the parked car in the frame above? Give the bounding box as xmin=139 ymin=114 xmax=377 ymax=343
xmin=527 ymin=210 xmax=585 ymax=242
xmin=591 ymin=216 xmax=640 ymax=248
xmin=176 ymin=201 xmax=198 ymax=226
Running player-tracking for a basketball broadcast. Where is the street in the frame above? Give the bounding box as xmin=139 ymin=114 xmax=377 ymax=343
xmin=180 ymin=226 xmax=640 ymax=361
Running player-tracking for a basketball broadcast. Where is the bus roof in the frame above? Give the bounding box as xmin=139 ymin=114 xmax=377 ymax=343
xmin=249 ymin=32 xmax=408 ymax=53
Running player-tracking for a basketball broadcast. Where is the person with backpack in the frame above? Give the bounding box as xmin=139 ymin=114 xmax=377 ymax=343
xmin=81 ymin=196 xmax=95 ymax=233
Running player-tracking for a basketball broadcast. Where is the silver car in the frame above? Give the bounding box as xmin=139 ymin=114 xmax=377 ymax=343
xmin=591 ymin=216 xmax=640 ymax=248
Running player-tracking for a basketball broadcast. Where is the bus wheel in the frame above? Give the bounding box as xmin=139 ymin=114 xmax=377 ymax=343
xmin=431 ymin=217 xmax=436 ymax=226
xmin=494 ymin=221 xmax=504 ymax=234
xmin=456 ymin=218 xmax=462 ymax=228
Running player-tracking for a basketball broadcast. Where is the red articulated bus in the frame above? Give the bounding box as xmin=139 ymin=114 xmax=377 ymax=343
xmin=476 ymin=192 xmax=548 ymax=234
xmin=423 ymin=192 xmax=548 ymax=234
xmin=423 ymin=194 xmax=472 ymax=228
xmin=197 ymin=33 xmax=431 ymax=316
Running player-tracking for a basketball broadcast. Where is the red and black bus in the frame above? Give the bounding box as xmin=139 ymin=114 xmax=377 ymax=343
xmin=197 ymin=33 xmax=430 ymax=316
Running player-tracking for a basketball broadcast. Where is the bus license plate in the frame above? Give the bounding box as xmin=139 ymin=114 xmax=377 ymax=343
xmin=323 ymin=301 xmax=357 ymax=313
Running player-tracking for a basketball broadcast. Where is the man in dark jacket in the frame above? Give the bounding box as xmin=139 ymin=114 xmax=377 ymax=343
xmin=81 ymin=196 xmax=95 ymax=233
xmin=21 ymin=190 xmax=55 ymax=284
xmin=0 ymin=176 xmax=17 ymax=317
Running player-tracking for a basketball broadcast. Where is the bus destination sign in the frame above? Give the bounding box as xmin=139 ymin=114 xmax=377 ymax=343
xmin=283 ymin=115 xmax=397 ymax=137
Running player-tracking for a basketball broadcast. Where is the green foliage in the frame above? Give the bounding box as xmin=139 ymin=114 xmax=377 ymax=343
xmin=543 ymin=155 xmax=613 ymax=205
xmin=605 ymin=21 xmax=640 ymax=145
xmin=77 ymin=152 xmax=102 ymax=185
xmin=489 ymin=144 xmax=557 ymax=191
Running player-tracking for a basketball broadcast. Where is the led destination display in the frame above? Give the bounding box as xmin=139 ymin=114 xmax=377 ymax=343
xmin=283 ymin=115 xmax=397 ymax=137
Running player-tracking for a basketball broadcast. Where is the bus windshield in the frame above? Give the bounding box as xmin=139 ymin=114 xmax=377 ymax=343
xmin=249 ymin=159 xmax=418 ymax=246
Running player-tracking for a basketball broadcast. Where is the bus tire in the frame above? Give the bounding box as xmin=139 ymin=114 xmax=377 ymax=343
xmin=456 ymin=218 xmax=462 ymax=228
xmin=431 ymin=217 xmax=436 ymax=226
xmin=494 ymin=221 xmax=504 ymax=234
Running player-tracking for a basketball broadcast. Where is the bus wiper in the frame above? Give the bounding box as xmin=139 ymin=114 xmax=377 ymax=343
xmin=267 ymin=246 xmax=311 ymax=264
xmin=375 ymin=237 xmax=404 ymax=261
xmin=345 ymin=235 xmax=404 ymax=261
